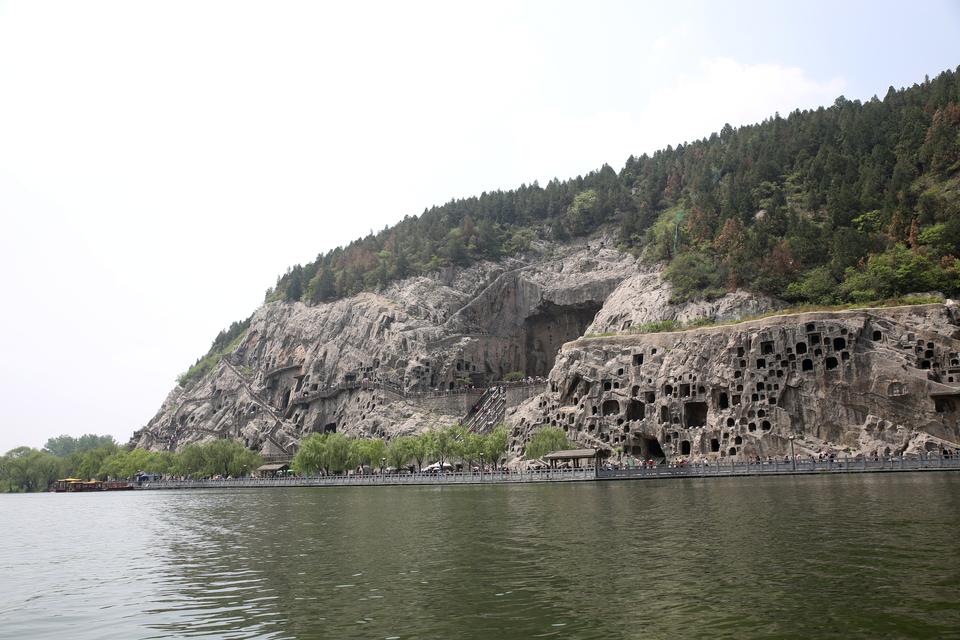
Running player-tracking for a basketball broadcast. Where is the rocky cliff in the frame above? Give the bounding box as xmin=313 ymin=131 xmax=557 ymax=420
xmin=508 ymin=303 xmax=960 ymax=462
xmin=134 ymin=233 xmax=655 ymax=453
xmin=135 ymin=228 xmax=958 ymax=464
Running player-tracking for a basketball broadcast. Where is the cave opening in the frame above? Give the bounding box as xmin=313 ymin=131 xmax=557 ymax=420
xmin=718 ymin=392 xmax=729 ymax=409
xmin=601 ymin=399 xmax=620 ymax=416
xmin=625 ymin=400 xmax=645 ymax=421
xmin=522 ymin=301 xmax=603 ymax=377
xmin=684 ymin=401 xmax=708 ymax=428
xmin=640 ymin=436 xmax=666 ymax=460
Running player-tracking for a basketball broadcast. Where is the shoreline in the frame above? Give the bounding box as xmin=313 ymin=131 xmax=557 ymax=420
xmin=134 ymin=455 xmax=960 ymax=490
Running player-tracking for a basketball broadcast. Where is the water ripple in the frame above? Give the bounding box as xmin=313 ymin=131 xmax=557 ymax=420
xmin=1 ymin=476 xmax=959 ymax=638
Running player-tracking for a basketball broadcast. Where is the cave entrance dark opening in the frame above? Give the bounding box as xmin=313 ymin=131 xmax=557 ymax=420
xmin=522 ymin=301 xmax=602 ymax=377
xmin=639 ymin=436 xmax=666 ymax=461
xmin=681 ymin=440 xmax=691 ymax=455
xmin=601 ymin=399 xmax=620 ymax=416
xmin=625 ymin=400 xmax=645 ymax=421
xmin=684 ymin=401 xmax=708 ymax=428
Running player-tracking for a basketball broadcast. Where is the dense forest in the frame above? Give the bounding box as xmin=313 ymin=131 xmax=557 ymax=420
xmin=183 ymin=67 xmax=960 ymax=385
xmin=269 ymin=67 xmax=960 ymax=306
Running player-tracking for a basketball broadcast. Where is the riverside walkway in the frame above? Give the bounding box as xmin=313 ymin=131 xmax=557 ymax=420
xmin=137 ymin=454 xmax=960 ymax=490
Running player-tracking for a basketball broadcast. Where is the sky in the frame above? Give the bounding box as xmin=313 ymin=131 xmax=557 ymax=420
xmin=0 ymin=0 xmax=958 ymax=453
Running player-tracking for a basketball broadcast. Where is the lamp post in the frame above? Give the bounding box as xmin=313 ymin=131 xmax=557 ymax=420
xmin=788 ymin=436 xmax=796 ymax=472
xmin=479 ymin=453 xmax=484 ymax=481
xmin=380 ymin=457 xmax=386 ymax=477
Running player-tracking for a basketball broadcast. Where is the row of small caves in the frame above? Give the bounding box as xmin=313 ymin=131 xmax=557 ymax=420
xmin=516 ymin=319 xmax=953 ymax=460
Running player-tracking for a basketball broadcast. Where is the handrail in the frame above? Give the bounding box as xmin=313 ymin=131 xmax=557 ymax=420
xmin=136 ymin=454 xmax=960 ymax=490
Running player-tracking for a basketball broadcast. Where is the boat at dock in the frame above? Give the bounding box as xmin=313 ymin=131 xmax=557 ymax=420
xmin=52 ymin=478 xmax=134 ymax=492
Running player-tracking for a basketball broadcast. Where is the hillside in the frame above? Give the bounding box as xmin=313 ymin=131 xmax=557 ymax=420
xmin=177 ymin=67 xmax=960 ymax=387
xmin=268 ymin=68 xmax=960 ymax=306
xmin=139 ymin=67 xmax=960 ymax=464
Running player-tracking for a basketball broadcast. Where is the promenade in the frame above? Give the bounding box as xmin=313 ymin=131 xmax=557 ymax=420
xmin=138 ymin=454 xmax=960 ymax=490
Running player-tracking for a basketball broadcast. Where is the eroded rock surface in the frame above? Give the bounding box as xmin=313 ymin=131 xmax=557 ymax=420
xmin=587 ymin=265 xmax=782 ymax=334
xmin=135 ymin=225 xmax=959 ymax=464
xmin=508 ymin=303 xmax=960 ymax=462
xmin=133 ymin=234 xmax=638 ymax=453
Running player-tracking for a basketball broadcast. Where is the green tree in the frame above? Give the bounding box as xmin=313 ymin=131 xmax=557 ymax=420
xmin=565 ymin=189 xmax=599 ymax=235
xmin=407 ymin=434 xmax=428 ymax=472
xmin=425 ymin=426 xmax=457 ymax=468
xmin=292 ymin=433 xmax=327 ymax=475
xmin=458 ymin=430 xmax=485 ymax=469
xmin=663 ymin=251 xmax=727 ymax=302
xmin=43 ymin=434 xmax=117 ymax=457
xmin=385 ymin=436 xmax=413 ymax=472
xmin=170 ymin=440 xmax=261 ymax=478
xmin=525 ymin=427 xmax=573 ymax=460
xmin=484 ymin=424 xmax=509 ymax=470
xmin=351 ymin=438 xmax=386 ymax=470
xmin=0 ymin=447 xmax=63 ymax=492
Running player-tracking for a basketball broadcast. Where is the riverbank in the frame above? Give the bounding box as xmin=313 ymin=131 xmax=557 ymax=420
xmin=138 ymin=454 xmax=960 ymax=490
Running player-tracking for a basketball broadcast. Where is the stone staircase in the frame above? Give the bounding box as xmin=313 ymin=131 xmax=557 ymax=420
xmin=463 ymin=386 xmax=507 ymax=433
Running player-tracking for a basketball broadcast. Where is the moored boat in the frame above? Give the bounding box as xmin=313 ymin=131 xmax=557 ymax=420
xmin=52 ymin=478 xmax=134 ymax=492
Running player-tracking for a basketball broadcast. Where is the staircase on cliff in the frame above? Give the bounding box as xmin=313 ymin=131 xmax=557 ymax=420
xmin=221 ymin=357 xmax=293 ymax=460
xmin=463 ymin=386 xmax=507 ymax=433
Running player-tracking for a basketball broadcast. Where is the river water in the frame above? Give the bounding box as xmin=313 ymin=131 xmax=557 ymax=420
xmin=2 ymin=473 xmax=959 ymax=639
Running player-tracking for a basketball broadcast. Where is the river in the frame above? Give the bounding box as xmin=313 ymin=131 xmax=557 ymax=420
xmin=2 ymin=473 xmax=959 ymax=639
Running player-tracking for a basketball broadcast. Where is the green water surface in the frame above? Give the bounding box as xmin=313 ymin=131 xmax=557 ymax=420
xmin=1 ymin=473 xmax=959 ymax=639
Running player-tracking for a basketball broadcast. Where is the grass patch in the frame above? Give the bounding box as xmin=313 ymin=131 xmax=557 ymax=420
xmin=177 ymin=330 xmax=248 ymax=388
xmin=583 ymin=294 xmax=945 ymax=339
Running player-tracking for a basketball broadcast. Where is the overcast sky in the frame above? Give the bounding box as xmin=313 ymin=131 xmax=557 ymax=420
xmin=1 ymin=0 xmax=958 ymax=452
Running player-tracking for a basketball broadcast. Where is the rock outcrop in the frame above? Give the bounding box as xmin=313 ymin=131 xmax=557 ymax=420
xmin=133 ymin=233 xmax=638 ymax=453
xmin=508 ymin=303 xmax=960 ymax=462
xmin=586 ymin=265 xmax=782 ymax=334
xmin=135 ymin=225 xmax=960 ymax=464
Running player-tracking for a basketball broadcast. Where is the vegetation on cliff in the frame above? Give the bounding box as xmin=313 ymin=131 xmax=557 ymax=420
xmin=181 ymin=68 xmax=960 ymax=382
xmin=584 ymin=293 xmax=945 ymax=338
xmin=176 ymin=316 xmax=250 ymax=387
xmin=263 ymin=67 xmax=960 ymax=309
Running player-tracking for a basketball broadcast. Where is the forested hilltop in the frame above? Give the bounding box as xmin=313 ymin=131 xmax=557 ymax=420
xmin=183 ymin=67 xmax=960 ymax=385
xmin=272 ymin=67 xmax=960 ymax=305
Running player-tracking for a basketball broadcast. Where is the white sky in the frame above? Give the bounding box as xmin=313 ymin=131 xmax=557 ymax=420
xmin=1 ymin=0 xmax=958 ymax=452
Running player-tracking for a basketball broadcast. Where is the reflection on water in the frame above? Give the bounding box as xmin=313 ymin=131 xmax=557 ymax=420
xmin=2 ymin=474 xmax=960 ymax=639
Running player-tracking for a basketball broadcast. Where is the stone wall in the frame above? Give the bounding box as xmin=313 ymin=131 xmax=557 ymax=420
xmin=505 ymin=383 xmax=547 ymax=408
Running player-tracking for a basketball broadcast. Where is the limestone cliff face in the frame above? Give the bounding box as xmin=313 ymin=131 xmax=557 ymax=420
xmin=134 ymin=233 xmax=648 ymax=453
xmin=586 ymin=264 xmax=782 ymax=334
xmin=507 ymin=303 xmax=960 ymax=462
xmin=138 ymin=229 xmax=957 ymax=463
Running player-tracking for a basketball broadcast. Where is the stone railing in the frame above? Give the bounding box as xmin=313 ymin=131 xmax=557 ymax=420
xmin=597 ymin=453 xmax=960 ymax=479
xmin=138 ymin=468 xmax=594 ymax=490
xmin=135 ymin=454 xmax=960 ymax=491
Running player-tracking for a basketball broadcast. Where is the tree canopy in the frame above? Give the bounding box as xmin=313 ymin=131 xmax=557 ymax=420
xmin=257 ymin=68 xmax=960 ymax=311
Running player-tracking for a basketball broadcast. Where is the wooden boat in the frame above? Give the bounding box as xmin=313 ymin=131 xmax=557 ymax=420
xmin=52 ymin=478 xmax=134 ymax=492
